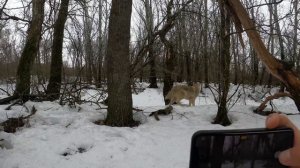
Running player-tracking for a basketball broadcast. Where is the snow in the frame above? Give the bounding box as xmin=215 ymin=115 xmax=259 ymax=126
xmin=0 ymin=84 xmax=299 ymax=168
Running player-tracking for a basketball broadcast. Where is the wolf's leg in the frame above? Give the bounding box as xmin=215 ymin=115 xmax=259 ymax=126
xmin=175 ymin=98 xmax=183 ymax=106
xmin=191 ymin=98 xmax=195 ymax=106
xmin=168 ymin=98 xmax=175 ymax=106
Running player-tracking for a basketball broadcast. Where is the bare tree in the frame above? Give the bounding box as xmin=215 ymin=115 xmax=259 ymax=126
xmin=96 ymin=0 xmax=108 ymax=88
xmin=105 ymin=0 xmax=136 ymax=126
xmin=14 ymin=0 xmax=45 ymax=100
xmin=203 ymin=0 xmax=209 ymax=87
xmin=144 ymin=0 xmax=158 ymax=88
xmin=213 ymin=0 xmax=231 ymax=126
xmin=46 ymin=0 xmax=70 ymax=100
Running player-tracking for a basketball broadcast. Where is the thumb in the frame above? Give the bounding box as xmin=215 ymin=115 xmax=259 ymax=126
xmin=279 ymin=148 xmax=300 ymax=167
xmin=279 ymin=149 xmax=292 ymax=166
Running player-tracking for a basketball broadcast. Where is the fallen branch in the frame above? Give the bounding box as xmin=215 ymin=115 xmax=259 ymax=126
xmin=0 ymin=95 xmax=19 ymax=105
xmin=149 ymin=106 xmax=173 ymax=121
xmin=5 ymin=99 xmax=22 ymax=110
xmin=0 ymin=88 xmax=11 ymax=96
xmin=254 ymin=110 xmax=300 ymax=116
xmin=254 ymin=92 xmax=292 ymax=113
xmin=0 ymin=106 xmax=37 ymax=133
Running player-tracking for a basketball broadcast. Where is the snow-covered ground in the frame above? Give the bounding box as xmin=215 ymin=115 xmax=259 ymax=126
xmin=0 ymin=83 xmax=299 ymax=168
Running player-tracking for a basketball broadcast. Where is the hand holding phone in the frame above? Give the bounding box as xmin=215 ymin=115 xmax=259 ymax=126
xmin=266 ymin=113 xmax=300 ymax=167
xmin=189 ymin=128 xmax=293 ymax=168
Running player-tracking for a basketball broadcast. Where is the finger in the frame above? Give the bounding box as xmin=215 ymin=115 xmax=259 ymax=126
xmin=266 ymin=113 xmax=300 ymax=166
xmin=266 ymin=113 xmax=300 ymax=146
xmin=266 ymin=113 xmax=296 ymax=130
xmin=279 ymin=148 xmax=300 ymax=167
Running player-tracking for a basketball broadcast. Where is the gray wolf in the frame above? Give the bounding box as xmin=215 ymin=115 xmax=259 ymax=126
xmin=165 ymin=83 xmax=201 ymax=106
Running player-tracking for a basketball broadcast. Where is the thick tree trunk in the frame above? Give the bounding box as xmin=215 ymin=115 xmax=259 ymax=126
xmin=105 ymin=0 xmax=135 ymax=126
xmin=14 ymin=0 xmax=45 ymax=100
xmin=46 ymin=0 xmax=70 ymax=100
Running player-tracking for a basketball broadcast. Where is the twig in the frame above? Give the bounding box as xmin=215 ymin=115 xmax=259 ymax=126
xmin=5 ymin=99 xmax=22 ymax=110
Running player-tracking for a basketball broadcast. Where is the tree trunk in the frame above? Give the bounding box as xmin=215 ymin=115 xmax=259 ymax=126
xmin=163 ymin=47 xmax=175 ymax=105
xmin=158 ymin=0 xmax=177 ymax=105
xmin=14 ymin=0 xmax=45 ymax=100
xmin=233 ymin=35 xmax=239 ymax=85
xmin=249 ymin=2 xmax=259 ymax=87
xmin=214 ymin=0 xmax=231 ymax=126
xmin=46 ymin=0 xmax=70 ymax=100
xmin=105 ymin=0 xmax=135 ymax=127
xmin=148 ymin=46 xmax=158 ymax=88
xmin=203 ymin=0 xmax=209 ymax=88
xmin=96 ymin=0 xmax=103 ymax=88
xmin=272 ymin=1 xmax=286 ymax=92
xmin=145 ymin=0 xmax=158 ymax=88
xmin=294 ymin=0 xmax=299 ymax=72
xmin=82 ymin=1 xmax=94 ymax=83
xmin=185 ymin=51 xmax=192 ymax=86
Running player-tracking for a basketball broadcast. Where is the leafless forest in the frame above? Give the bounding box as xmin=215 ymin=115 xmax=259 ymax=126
xmin=0 ymin=0 xmax=300 ymax=126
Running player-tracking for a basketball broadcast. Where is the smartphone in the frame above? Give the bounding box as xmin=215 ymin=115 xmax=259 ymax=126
xmin=189 ymin=128 xmax=294 ymax=168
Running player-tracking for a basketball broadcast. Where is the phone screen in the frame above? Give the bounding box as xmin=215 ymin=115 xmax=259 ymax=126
xmin=189 ymin=128 xmax=294 ymax=168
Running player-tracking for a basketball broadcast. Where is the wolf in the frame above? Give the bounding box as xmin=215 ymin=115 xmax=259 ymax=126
xmin=165 ymin=83 xmax=201 ymax=106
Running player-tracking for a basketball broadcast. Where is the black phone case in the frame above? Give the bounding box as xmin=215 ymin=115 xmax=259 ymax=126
xmin=189 ymin=128 xmax=294 ymax=168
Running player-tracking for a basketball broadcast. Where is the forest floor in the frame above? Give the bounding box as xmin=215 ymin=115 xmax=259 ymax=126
xmin=0 ymin=83 xmax=299 ymax=168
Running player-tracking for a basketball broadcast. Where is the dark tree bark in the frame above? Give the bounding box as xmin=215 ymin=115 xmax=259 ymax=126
xmin=105 ymin=0 xmax=135 ymax=127
xmin=213 ymin=0 xmax=231 ymax=126
xmin=46 ymin=0 xmax=70 ymax=100
xmin=14 ymin=0 xmax=45 ymax=100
